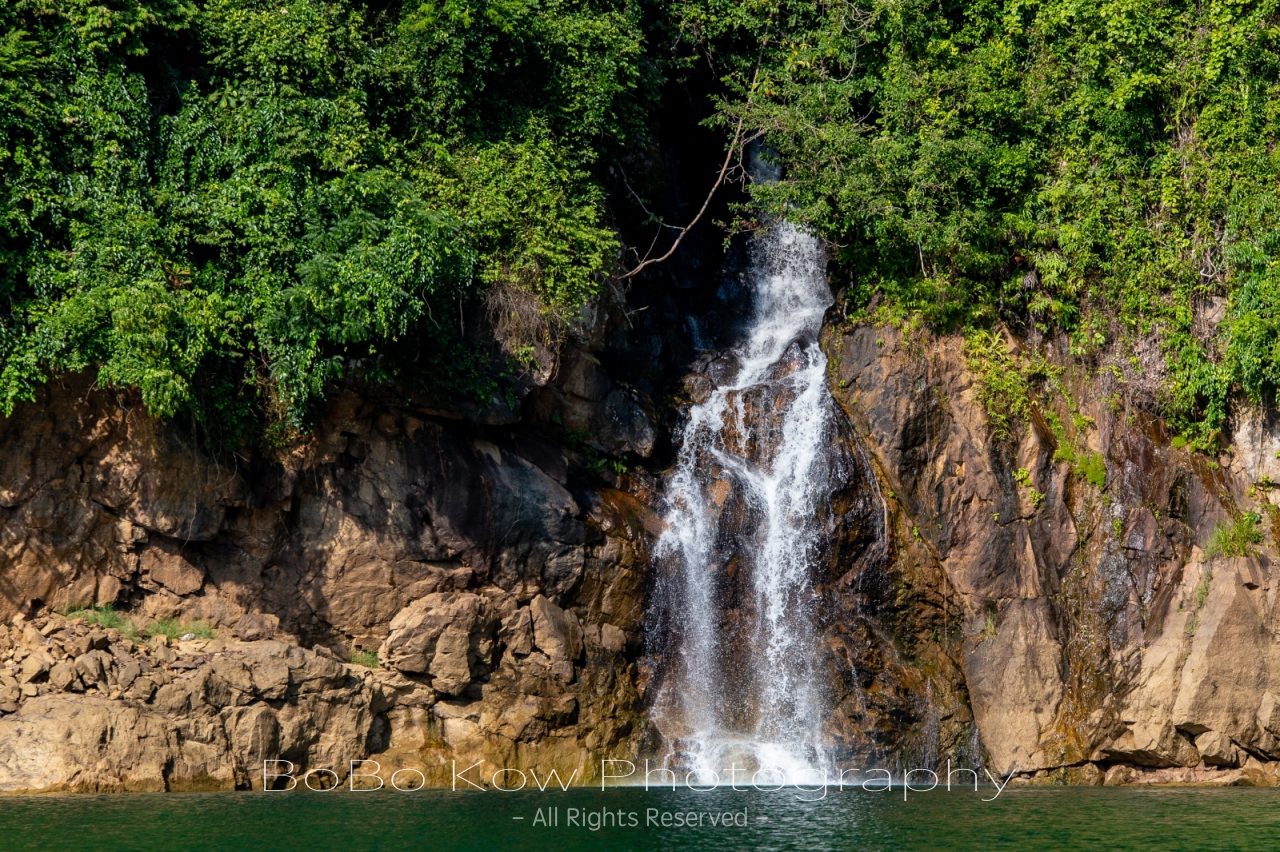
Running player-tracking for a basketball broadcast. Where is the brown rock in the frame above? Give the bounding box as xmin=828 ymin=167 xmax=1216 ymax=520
xmin=962 ymin=600 xmax=1063 ymax=775
xmin=141 ymin=541 xmax=204 ymax=596
xmin=117 ymin=661 xmax=140 ymax=691
xmin=529 ymin=596 xmax=582 ymax=663
xmin=0 ymin=697 xmax=205 ymax=793
xmin=529 ymin=348 xmax=657 ymax=457
xmin=74 ymin=651 xmax=111 ymax=687
xmin=248 ymin=654 xmax=290 ymax=700
xmin=127 ymin=676 xmax=157 ymax=702
xmin=1225 ymin=556 xmax=1266 ymax=591
xmin=1171 ymin=570 xmax=1268 ymax=744
xmin=18 ymin=656 xmax=48 ymax=685
xmin=96 ymin=575 xmax=122 ymax=606
xmin=1196 ymin=730 xmax=1238 ymax=767
xmin=827 ymin=321 xmax=1280 ymax=780
xmin=0 ymin=371 xmax=652 ymax=790
xmin=232 ymin=613 xmax=279 ymax=642
xmin=498 ymin=609 xmax=533 ymax=656
xmin=224 ymin=705 xmax=280 ymax=784
xmin=600 ymin=623 xmax=626 ymax=654
xmin=64 ymin=634 xmax=88 ymax=657
xmin=550 ymin=660 xmax=574 ymax=683
xmin=380 ymin=593 xmax=496 ymax=695
xmin=1071 ymin=763 xmax=1106 ymax=785
xmin=1103 ymin=765 xmax=1135 ymax=786
xmin=203 ymin=659 xmax=254 ymax=708
xmin=429 ymin=627 xmax=473 ymax=696
xmin=48 ymin=662 xmax=81 ymax=693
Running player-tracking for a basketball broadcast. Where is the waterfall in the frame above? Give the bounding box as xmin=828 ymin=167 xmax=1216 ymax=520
xmin=649 ymin=217 xmax=837 ymax=781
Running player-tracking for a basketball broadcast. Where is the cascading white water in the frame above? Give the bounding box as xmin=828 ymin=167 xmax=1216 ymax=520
xmin=650 ymin=217 xmax=836 ymax=781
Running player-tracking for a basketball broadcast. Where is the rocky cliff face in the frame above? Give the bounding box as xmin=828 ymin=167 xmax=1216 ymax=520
xmin=4 ymin=300 xmax=1280 ymax=790
xmin=0 ymin=369 xmax=656 ymax=791
xmin=825 ymin=320 xmax=1280 ymax=786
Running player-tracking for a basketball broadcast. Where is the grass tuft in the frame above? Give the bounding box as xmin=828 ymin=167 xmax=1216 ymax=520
xmin=147 ymin=618 xmax=216 ymax=640
xmin=63 ymin=603 xmax=139 ymax=640
xmin=1205 ymin=513 xmax=1263 ymax=559
xmin=1194 ymin=569 xmax=1213 ymax=609
xmin=980 ymin=602 xmax=999 ymax=641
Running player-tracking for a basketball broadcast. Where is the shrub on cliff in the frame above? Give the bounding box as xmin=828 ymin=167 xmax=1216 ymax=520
xmin=1206 ymin=512 xmax=1264 ymax=558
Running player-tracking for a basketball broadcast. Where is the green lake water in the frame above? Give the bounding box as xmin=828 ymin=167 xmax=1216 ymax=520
xmin=1 ymin=787 xmax=1276 ymax=851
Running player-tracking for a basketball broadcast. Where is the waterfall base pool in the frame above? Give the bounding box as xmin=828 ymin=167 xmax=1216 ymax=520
xmin=1 ymin=787 xmax=1275 ymax=851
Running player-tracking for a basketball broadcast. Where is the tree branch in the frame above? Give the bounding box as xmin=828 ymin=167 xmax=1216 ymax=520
xmin=615 ymin=118 xmax=762 ymax=280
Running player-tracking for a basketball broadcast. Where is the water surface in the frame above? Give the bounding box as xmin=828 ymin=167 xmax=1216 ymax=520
xmin=1 ymin=787 xmax=1275 ymax=851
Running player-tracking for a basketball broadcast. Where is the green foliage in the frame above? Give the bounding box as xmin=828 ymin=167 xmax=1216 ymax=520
xmin=1046 ymin=411 xmax=1080 ymax=468
xmin=1195 ymin=569 xmax=1214 ymax=610
xmin=962 ymin=327 xmax=1065 ymax=444
xmin=564 ymin=428 xmax=628 ymax=475
xmin=147 ymin=618 xmax=215 ymax=640
xmin=963 ymin=330 xmax=1032 ymax=442
xmin=64 ymin=603 xmax=137 ymax=638
xmin=1226 ymin=276 xmax=1280 ymax=406
xmin=12 ymin=0 xmax=1280 ymax=449
xmin=981 ymin=603 xmax=998 ymax=640
xmin=1206 ymin=512 xmax=1264 ymax=558
xmin=348 ymin=649 xmax=379 ymax=668
xmin=1013 ymin=465 xmax=1045 ymax=506
xmin=1051 ymin=442 xmax=1077 ymax=468
xmin=1079 ymin=452 xmax=1107 ymax=490
xmin=0 ymin=0 xmax=651 ymax=440
xmin=677 ymin=0 xmax=1280 ymax=440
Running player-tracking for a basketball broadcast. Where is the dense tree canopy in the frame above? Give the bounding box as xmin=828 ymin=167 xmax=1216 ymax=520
xmin=0 ymin=0 xmax=653 ymax=443
xmin=680 ymin=0 xmax=1280 ymax=444
xmin=3 ymin=0 xmax=1280 ymax=447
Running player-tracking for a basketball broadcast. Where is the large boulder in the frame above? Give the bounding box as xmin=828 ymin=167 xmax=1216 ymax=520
xmin=530 ymin=595 xmax=583 ymax=663
xmin=141 ymin=540 xmax=204 ymax=596
xmin=1195 ymin=730 xmax=1238 ymax=767
xmin=379 ymin=593 xmax=498 ymax=695
xmin=0 ymin=697 xmax=211 ymax=793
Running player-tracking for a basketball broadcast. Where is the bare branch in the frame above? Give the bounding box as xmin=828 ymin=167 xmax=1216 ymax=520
xmin=615 ymin=118 xmax=762 ymax=281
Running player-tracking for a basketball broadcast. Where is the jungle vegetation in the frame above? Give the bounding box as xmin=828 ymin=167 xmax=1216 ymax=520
xmin=2 ymin=0 xmax=1280 ymax=448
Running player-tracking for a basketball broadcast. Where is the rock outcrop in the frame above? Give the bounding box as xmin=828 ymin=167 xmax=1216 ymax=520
xmin=6 ymin=294 xmax=1280 ymax=791
xmin=824 ymin=320 xmax=1280 ymax=786
xmin=0 ymin=369 xmax=655 ymax=791
xmin=0 ymin=614 xmax=376 ymax=792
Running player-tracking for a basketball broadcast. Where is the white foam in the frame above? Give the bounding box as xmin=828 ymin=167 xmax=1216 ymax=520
xmin=650 ymin=220 xmax=835 ymax=780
